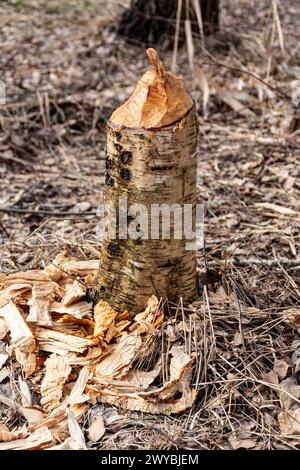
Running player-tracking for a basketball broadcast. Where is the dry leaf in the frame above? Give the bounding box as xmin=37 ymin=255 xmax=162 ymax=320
xmin=18 ymin=376 xmax=32 ymax=407
xmin=278 ymin=378 xmax=300 ymax=410
xmin=261 ymin=370 xmax=279 ymax=385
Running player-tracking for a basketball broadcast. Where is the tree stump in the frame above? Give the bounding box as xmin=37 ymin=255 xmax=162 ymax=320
xmin=95 ymin=49 xmax=198 ymax=314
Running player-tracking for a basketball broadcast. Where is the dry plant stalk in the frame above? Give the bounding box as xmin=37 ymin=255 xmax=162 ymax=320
xmin=96 ymin=48 xmax=198 ymax=314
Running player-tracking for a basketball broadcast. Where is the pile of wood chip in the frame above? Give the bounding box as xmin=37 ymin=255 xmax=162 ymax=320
xmin=0 ymin=252 xmax=196 ymax=449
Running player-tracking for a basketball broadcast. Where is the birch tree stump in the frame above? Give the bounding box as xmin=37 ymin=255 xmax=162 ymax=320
xmin=95 ymin=49 xmax=198 ymax=314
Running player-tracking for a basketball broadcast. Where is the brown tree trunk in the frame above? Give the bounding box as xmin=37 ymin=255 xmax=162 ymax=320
xmin=117 ymin=0 xmax=219 ymax=49
xmin=95 ymin=49 xmax=198 ymax=315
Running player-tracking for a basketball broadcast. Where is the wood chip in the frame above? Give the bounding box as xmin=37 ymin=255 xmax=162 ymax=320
xmin=91 ymin=346 xmax=196 ymax=415
xmin=62 ymin=260 xmax=99 ymax=275
xmin=44 ymin=251 xmax=71 ymax=282
xmin=87 ymin=414 xmax=105 ymax=443
xmin=27 ymin=282 xmax=54 ymax=326
xmin=278 ymin=408 xmax=300 ymax=435
xmin=0 ymin=353 xmax=8 ymax=368
xmin=32 ymin=326 xmax=98 ymax=355
xmin=0 ymin=423 xmax=28 ymax=443
xmin=40 ymin=353 xmax=71 ymax=412
xmin=93 ymin=300 xmax=117 ymax=338
xmin=48 ymin=436 xmax=82 ymax=450
xmin=66 ymin=408 xmax=86 ymax=450
xmin=0 ymin=301 xmax=36 ymax=377
xmin=4 ymin=270 xmax=51 ymax=284
xmin=18 ymin=376 xmax=32 ymax=407
xmin=19 ymin=406 xmax=46 ymax=425
xmin=69 ymin=366 xmax=90 ymax=406
xmin=50 ymin=301 xmax=93 ymax=319
xmin=62 ymin=280 xmax=86 ymax=307
xmin=0 ymin=426 xmax=52 ymax=450
xmin=95 ymin=334 xmax=142 ymax=381
xmin=0 ymin=301 xmax=34 ymax=348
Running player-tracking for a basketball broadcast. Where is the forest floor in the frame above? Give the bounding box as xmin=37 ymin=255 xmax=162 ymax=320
xmin=0 ymin=0 xmax=300 ymax=450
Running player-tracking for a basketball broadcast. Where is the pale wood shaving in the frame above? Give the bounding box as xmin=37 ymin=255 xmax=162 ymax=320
xmin=61 ymin=280 xmax=87 ymax=307
xmin=65 ymin=346 xmax=104 ymax=367
xmin=0 ymin=426 xmax=53 ymax=450
xmin=19 ymin=406 xmax=46 ymax=425
xmin=93 ymin=300 xmax=117 ymax=338
xmin=0 ymin=301 xmax=36 ymax=377
xmin=27 ymin=282 xmax=55 ymax=326
xmin=0 ymin=368 xmax=9 ymax=383
xmin=0 ymin=353 xmax=8 ymax=368
xmin=43 ymin=251 xmax=71 ymax=282
xmin=50 ymin=301 xmax=93 ymax=319
xmin=0 ymin=283 xmax=32 ymax=309
xmin=62 ymin=260 xmax=99 ymax=276
xmin=91 ymin=372 xmax=196 ymax=415
xmin=95 ymin=334 xmax=142 ymax=381
xmin=87 ymin=414 xmax=105 ymax=443
xmin=0 ymin=301 xmax=34 ymax=347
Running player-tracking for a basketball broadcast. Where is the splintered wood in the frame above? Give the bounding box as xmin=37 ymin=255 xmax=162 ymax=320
xmin=0 ymin=253 xmax=196 ymax=448
xmin=41 ymin=354 xmax=71 ymax=411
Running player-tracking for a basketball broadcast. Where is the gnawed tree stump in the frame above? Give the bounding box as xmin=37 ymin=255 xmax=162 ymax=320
xmin=95 ymin=49 xmax=198 ymax=314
